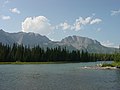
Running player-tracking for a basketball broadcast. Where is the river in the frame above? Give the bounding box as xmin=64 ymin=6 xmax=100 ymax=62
xmin=0 ymin=62 xmax=120 ymax=90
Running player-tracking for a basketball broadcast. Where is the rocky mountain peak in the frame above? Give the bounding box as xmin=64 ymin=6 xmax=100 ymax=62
xmin=61 ymin=35 xmax=100 ymax=45
xmin=0 ymin=30 xmax=118 ymax=53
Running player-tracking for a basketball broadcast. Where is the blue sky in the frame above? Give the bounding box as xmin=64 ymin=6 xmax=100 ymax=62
xmin=0 ymin=0 xmax=120 ymax=48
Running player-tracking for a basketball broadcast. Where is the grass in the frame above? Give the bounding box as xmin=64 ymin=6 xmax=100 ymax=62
xmin=101 ymin=63 xmax=114 ymax=67
xmin=112 ymin=62 xmax=120 ymax=67
xmin=0 ymin=62 xmax=60 ymax=64
xmin=1 ymin=61 xmax=120 ymax=66
xmin=101 ymin=62 xmax=120 ymax=67
xmin=0 ymin=61 xmax=77 ymax=65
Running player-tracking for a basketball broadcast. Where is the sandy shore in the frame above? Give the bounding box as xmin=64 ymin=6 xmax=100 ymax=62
xmin=81 ymin=66 xmax=117 ymax=70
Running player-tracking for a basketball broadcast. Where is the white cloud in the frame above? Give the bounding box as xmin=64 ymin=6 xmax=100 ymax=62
xmin=90 ymin=18 xmax=102 ymax=24
xmin=101 ymin=40 xmax=118 ymax=48
xmin=74 ymin=17 xmax=91 ymax=26
xmin=71 ymin=17 xmax=92 ymax=31
xmin=22 ymin=16 xmax=54 ymax=35
xmin=111 ymin=9 xmax=120 ymax=16
xmin=57 ymin=16 xmax=102 ymax=31
xmin=59 ymin=22 xmax=71 ymax=30
xmin=9 ymin=8 xmax=21 ymax=14
xmin=0 ymin=15 xmax=11 ymax=20
xmin=71 ymin=20 xmax=81 ymax=31
xmin=22 ymin=16 xmax=102 ymax=35
xmin=72 ymin=17 xmax=102 ymax=31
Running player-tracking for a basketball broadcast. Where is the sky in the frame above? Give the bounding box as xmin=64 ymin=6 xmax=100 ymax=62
xmin=0 ymin=0 xmax=120 ymax=48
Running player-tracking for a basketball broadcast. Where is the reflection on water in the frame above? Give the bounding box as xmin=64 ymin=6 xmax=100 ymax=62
xmin=0 ymin=62 xmax=120 ymax=90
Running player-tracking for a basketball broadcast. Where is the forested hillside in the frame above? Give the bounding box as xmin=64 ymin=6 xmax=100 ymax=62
xmin=0 ymin=43 xmax=117 ymax=62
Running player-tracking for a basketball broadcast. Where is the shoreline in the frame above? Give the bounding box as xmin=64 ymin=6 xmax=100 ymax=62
xmin=0 ymin=61 xmax=81 ymax=65
xmin=81 ymin=62 xmax=120 ymax=70
xmin=81 ymin=66 xmax=117 ymax=70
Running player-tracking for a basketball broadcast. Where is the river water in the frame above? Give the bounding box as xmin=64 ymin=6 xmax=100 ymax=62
xmin=0 ymin=62 xmax=120 ymax=90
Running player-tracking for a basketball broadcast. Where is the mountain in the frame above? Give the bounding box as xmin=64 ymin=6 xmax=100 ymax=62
xmin=0 ymin=30 xmax=15 ymax=45
xmin=0 ymin=29 xmax=53 ymax=47
xmin=0 ymin=29 xmax=118 ymax=53
xmin=58 ymin=35 xmax=118 ymax=53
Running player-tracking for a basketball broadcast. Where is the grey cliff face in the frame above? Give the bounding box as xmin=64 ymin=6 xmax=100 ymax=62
xmin=0 ymin=29 xmax=118 ymax=53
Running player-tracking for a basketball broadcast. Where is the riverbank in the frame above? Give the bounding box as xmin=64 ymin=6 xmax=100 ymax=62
xmin=0 ymin=61 xmax=81 ymax=64
xmin=102 ymin=62 xmax=120 ymax=67
xmin=0 ymin=62 xmax=63 ymax=64
xmin=81 ymin=66 xmax=117 ymax=70
xmin=112 ymin=62 xmax=120 ymax=66
xmin=81 ymin=62 xmax=120 ymax=70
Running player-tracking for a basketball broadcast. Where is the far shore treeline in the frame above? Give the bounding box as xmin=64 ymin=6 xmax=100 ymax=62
xmin=0 ymin=43 xmax=120 ymax=62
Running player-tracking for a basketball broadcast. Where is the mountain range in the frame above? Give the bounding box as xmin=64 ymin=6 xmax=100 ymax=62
xmin=0 ymin=29 xmax=118 ymax=53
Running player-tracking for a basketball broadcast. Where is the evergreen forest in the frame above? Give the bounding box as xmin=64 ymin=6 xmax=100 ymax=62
xmin=0 ymin=43 xmax=119 ymax=62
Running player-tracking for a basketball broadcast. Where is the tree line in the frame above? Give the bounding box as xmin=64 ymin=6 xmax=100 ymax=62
xmin=0 ymin=43 xmax=119 ymax=62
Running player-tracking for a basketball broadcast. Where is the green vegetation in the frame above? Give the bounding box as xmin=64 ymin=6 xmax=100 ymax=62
xmin=101 ymin=60 xmax=120 ymax=68
xmin=103 ymin=62 xmax=120 ymax=67
xmin=0 ymin=62 xmax=69 ymax=64
xmin=113 ymin=52 xmax=120 ymax=62
xmin=112 ymin=62 xmax=120 ymax=67
xmin=0 ymin=43 xmax=119 ymax=63
xmin=112 ymin=52 xmax=120 ymax=67
xmin=101 ymin=52 xmax=120 ymax=67
xmin=101 ymin=63 xmax=114 ymax=67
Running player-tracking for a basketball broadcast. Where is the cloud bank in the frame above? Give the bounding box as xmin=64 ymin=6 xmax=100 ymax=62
xmin=56 ymin=22 xmax=71 ymax=30
xmin=22 ymin=16 xmax=54 ymax=35
xmin=57 ymin=17 xmax=102 ymax=31
xmin=22 ymin=16 xmax=102 ymax=35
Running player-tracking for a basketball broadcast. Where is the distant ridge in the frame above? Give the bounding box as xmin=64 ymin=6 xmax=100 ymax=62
xmin=0 ymin=29 xmax=118 ymax=53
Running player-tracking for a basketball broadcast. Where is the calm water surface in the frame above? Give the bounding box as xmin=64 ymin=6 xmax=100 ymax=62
xmin=0 ymin=62 xmax=120 ymax=90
